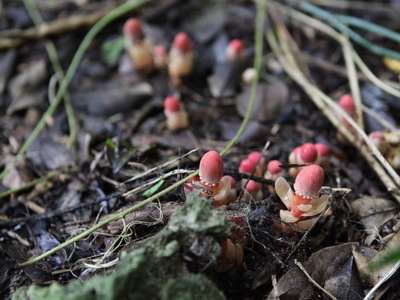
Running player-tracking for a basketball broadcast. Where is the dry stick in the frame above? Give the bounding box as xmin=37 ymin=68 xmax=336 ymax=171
xmin=0 ymin=171 xmax=60 ymax=200
xmin=362 ymin=105 xmax=400 ymax=133
xmin=294 ymin=260 xmax=338 ymax=300
xmin=0 ymin=3 xmax=121 ymax=50
xmin=19 ymin=0 xmax=267 ymax=267
xmin=351 ymin=50 xmax=400 ymax=99
xmin=268 ymin=1 xmax=400 ymax=200
xmin=342 ymin=35 xmax=364 ymax=130
xmin=122 ymin=148 xmax=198 ymax=185
xmin=269 ymin=30 xmax=400 ymax=202
xmin=276 ymin=1 xmax=400 ymax=99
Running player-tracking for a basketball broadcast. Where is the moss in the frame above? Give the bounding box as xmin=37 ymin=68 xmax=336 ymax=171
xmin=160 ymin=274 xmax=225 ymax=300
xmin=13 ymin=192 xmax=232 ymax=300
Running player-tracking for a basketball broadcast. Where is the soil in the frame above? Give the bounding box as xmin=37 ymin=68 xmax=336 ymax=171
xmin=1 ymin=0 xmax=400 ymax=299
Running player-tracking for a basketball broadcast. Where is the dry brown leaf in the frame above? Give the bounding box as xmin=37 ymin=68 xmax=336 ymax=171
xmin=351 ymin=197 xmax=397 ymax=245
xmin=267 ymin=243 xmax=358 ymax=299
xmin=353 ymin=230 xmax=400 ymax=286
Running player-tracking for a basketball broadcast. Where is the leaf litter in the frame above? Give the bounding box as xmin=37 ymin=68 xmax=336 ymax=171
xmin=1 ymin=0 xmax=400 ymax=299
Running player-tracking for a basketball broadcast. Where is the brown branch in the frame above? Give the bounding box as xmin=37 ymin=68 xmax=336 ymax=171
xmin=0 ymin=2 xmax=121 ymax=50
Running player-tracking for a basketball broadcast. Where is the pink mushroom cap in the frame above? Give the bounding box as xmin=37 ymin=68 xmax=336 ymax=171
xmin=222 ymin=175 xmax=236 ymax=188
xmin=154 ymin=45 xmax=167 ymax=55
xmin=294 ymin=165 xmax=324 ymax=198
xmin=246 ymin=180 xmax=260 ymax=193
xmin=339 ymin=94 xmax=355 ymax=115
xmin=247 ymin=151 xmax=262 ymax=163
xmin=123 ymin=18 xmax=143 ymax=38
xmin=173 ymin=32 xmax=194 ymax=52
xmin=267 ymin=160 xmax=283 ymax=175
xmin=369 ymin=131 xmax=384 ymax=141
xmin=239 ymin=158 xmax=257 ymax=174
xmin=199 ymin=151 xmax=224 ymax=185
xmin=164 ymin=96 xmax=181 ymax=113
xmin=228 ymin=39 xmax=243 ymax=55
xmin=299 ymin=143 xmax=318 ymax=163
xmin=314 ymin=143 xmax=329 ymax=157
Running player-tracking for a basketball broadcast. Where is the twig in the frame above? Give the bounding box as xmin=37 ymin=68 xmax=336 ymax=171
xmin=351 ymin=50 xmax=400 ymax=99
xmin=0 ymin=191 xmax=123 ymax=228
xmin=294 ymin=259 xmax=338 ymax=300
xmin=0 ymin=2 xmax=122 ymax=50
xmin=342 ymin=36 xmax=363 ymax=130
xmin=271 ymin=274 xmax=280 ymax=300
xmin=0 ymin=171 xmax=60 ymax=200
xmin=122 ymin=148 xmax=198 ymax=184
xmin=122 ymin=169 xmax=194 ymax=198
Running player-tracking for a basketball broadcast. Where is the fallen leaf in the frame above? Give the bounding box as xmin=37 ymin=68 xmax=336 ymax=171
xmin=323 ymin=256 xmax=364 ymax=300
xmin=350 ymin=197 xmax=397 ymax=245
xmin=267 ymin=243 xmax=358 ymax=299
xmin=7 ymin=59 xmax=48 ymax=115
xmin=354 ymin=230 xmax=400 ymax=286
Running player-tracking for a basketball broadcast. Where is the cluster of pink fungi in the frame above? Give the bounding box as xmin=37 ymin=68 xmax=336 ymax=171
xmin=188 ymin=150 xmax=330 ymax=225
xmin=338 ymin=94 xmax=400 ymax=170
xmin=183 ymin=149 xmax=331 ymax=272
xmin=123 ymin=18 xmax=195 ymax=86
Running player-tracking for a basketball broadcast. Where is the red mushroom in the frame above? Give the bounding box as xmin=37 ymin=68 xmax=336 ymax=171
xmin=168 ymin=32 xmax=195 ymax=87
xmin=199 ymin=151 xmax=224 ymax=186
xmin=239 ymin=157 xmax=262 ymax=178
xmin=194 ymin=151 xmax=232 ymax=207
xmin=225 ymin=39 xmax=245 ymax=61
xmin=314 ymin=143 xmax=330 ymax=169
xmin=264 ymin=160 xmax=284 ymax=186
xmin=247 ymin=151 xmax=266 ymax=174
xmin=298 ymin=143 xmax=318 ymax=164
xmin=153 ymin=45 xmax=168 ymax=71
xmin=244 ymin=179 xmax=263 ymax=202
xmin=163 ymin=96 xmax=189 ymax=130
xmin=339 ymin=94 xmax=356 ymax=118
xmin=275 ymin=165 xmax=328 ymax=230
xmin=123 ymin=18 xmax=154 ymax=75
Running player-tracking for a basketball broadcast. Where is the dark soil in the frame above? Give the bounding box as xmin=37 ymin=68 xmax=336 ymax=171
xmin=1 ymin=1 xmax=400 ymax=299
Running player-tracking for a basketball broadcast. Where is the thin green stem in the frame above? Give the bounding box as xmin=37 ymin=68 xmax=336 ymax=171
xmin=22 ymin=0 xmax=77 ymax=148
xmin=220 ymin=0 xmax=265 ymax=156
xmin=19 ymin=172 xmax=197 ymax=267
xmin=300 ymin=1 xmax=400 ymax=60
xmin=0 ymin=171 xmax=60 ymax=199
xmin=0 ymin=0 xmax=151 ymax=181
xmin=335 ymin=14 xmax=400 ymax=43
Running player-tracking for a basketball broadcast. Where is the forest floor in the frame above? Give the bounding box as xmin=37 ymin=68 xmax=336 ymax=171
xmin=1 ymin=0 xmax=400 ymax=299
